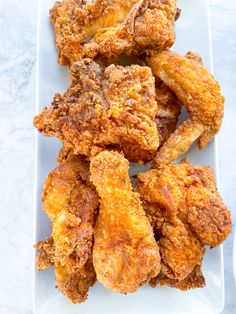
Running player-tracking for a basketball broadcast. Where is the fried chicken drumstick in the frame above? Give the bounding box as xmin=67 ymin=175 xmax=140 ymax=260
xmin=136 ymin=160 xmax=231 ymax=289
xmin=35 ymin=154 xmax=99 ymax=303
xmin=34 ymin=59 xmax=159 ymax=163
xmin=50 ymin=0 xmax=179 ymax=65
xmin=90 ymin=150 xmax=161 ymax=293
xmin=147 ymin=50 xmax=225 ymax=166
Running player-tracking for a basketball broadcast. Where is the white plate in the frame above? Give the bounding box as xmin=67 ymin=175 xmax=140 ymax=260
xmin=233 ymin=228 xmax=236 ymax=282
xmin=34 ymin=1 xmax=225 ymax=313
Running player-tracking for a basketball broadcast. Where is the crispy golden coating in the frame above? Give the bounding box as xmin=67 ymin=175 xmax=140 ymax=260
xmin=34 ymin=59 xmax=159 ymax=163
xmin=35 ymin=237 xmax=96 ymax=303
xmin=54 ymin=257 xmax=96 ymax=303
xmin=136 ymin=161 xmax=231 ymax=285
xmin=90 ymin=150 xmax=160 ymax=293
xmin=55 ymin=81 xmax=181 ymax=164
xmin=36 ymin=154 xmax=99 ymax=303
xmin=150 ymin=264 xmax=206 ymax=290
xmin=148 ymin=50 xmax=225 ymax=166
xmin=35 ymin=237 xmax=55 ymax=270
xmin=50 ymin=0 xmax=178 ymax=65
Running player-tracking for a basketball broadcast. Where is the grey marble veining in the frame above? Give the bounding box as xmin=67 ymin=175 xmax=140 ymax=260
xmin=0 ymin=1 xmax=235 ymax=313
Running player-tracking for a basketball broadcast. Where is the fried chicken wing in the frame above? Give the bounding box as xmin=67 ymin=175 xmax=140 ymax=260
xmin=90 ymin=150 xmax=160 ymax=293
xmin=147 ymin=50 xmax=225 ymax=166
xmin=34 ymin=59 xmax=159 ymax=163
xmin=35 ymin=154 xmax=99 ymax=303
xmin=50 ymin=0 xmax=178 ymax=65
xmin=136 ymin=160 xmax=231 ymax=286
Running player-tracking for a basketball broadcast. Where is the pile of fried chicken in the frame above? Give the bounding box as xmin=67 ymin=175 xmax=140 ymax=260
xmin=34 ymin=0 xmax=231 ymax=304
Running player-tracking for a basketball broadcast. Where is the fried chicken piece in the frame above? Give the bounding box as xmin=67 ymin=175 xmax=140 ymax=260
xmin=152 ymin=51 xmax=202 ymax=150
xmin=50 ymin=0 xmax=178 ymax=65
xmin=35 ymin=237 xmax=96 ymax=303
xmin=56 ymin=80 xmax=181 ymax=163
xmin=136 ymin=161 xmax=231 ymax=285
xmin=150 ymin=264 xmax=206 ymax=290
xmin=90 ymin=150 xmax=160 ymax=293
xmin=35 ymin=154 xmax=99 ymax=303
xmin=147 ymin=50 xmax=225 ymax=166
xmin=34 ymin=59 xmax=159 ymax=163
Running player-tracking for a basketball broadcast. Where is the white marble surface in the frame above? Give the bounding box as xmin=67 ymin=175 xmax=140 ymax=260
xmin=0 ymin=0 xmax=235 ymax=313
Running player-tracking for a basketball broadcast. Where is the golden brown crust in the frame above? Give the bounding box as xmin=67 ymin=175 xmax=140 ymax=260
xmin=35 ymin=237 xmax=55 ymax=270
xmin=136 ymin=161 xmax=231 ymax=284
xmin=148 ymin=50 xmax=225 ymax=166
xmin=50 ymin=0 xmax=178 ymax=65
xmin=36 ymin=154 xmax=99 ymax=303
xmin=35 ymin=237 xmax=96 ymax=303
xmin=34 ymin=59 xmax=159 ymax=163
xmin=55 ymin=257 xmax=96 ymax=304
xmin=150 ymin=264 xmax=206 ymax=290
xmin=154 ymin=119 xmax=205 ymax=166
xmin=90 ymin=150 xmax=161 ymax=293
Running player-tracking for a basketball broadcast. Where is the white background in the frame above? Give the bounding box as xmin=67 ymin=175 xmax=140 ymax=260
xmin=0 ymin=1 xmax=235 ymax=313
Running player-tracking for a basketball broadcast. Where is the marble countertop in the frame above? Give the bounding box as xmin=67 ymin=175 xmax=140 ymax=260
xmin=0 ymin=0 xmax=235 ymax=313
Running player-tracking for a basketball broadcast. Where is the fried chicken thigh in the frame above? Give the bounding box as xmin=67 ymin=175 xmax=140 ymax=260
xmin=35 ymin=154 xmax=99 ymax=303
xmin=90 ymin=150 xmax=160 ymax=293
xmin=34 ymin=59 xmax=159 ymax=163
xmin=50 ymin=0 xmax=178 ymax=65
xmin=148 ymin=50 xmax=225 ymax=166
xmin=136 ymin=160 xmax=231 ymax=288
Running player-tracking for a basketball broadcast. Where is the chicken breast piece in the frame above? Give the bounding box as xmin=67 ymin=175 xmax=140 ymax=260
xmin=34 ymin=59 xmax=159 ymax=163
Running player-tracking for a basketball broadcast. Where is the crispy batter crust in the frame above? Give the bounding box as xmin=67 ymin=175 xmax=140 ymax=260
xmin=36 ymin=154 xmax=99 ymax=303
xmin=148 ymin=50 xmax=225 ymax=166
xmin=150 ymin=264 xmax=206 ymax=290
xmin=90 ymin=151 xmax=161 ymax=293
xmin=136 ymin=161 xmax=231 ymax=285
xmin=34 ymin=59 xmax=159 ymax=163
xmin=35 ymin=237 xmax=55 ymax=270
xmin=50 ymin=0 xmax=178 ymax=65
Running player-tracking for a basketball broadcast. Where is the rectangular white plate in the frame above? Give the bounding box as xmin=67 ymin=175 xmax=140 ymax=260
xmin=34 ymin=1 xmax=225 ymax=313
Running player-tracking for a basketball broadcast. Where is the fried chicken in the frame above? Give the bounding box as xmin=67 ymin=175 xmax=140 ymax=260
xmin=90 ymin=150 xmax=161 ymax=293
xmin=50 ymin=0 xmax=178 ymax=65
xmin=35 ymin=154 xmax=99 ymax=303
xmin=147 ymin=50 xmax=225 ymax=166
xmin=34 ymin=59 xmax=159 ymax=163
xmin=136 ymin=160 xmax=231 ymax=287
